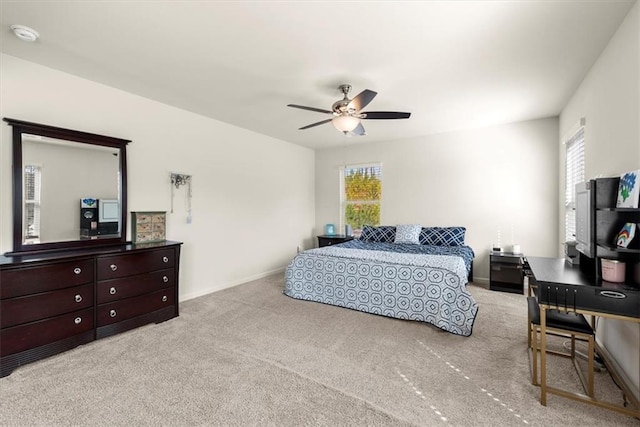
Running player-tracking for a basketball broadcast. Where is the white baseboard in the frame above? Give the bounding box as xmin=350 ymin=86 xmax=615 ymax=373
xmin=472 ymin=277 xmax=489 ymax=287
xmin=180 ymin=266 xmax=285 ymax=302
xmin=184 ymin=271 xmax=491 ymax=301
xmin=596 ymin=341 xmax=640 ymax=405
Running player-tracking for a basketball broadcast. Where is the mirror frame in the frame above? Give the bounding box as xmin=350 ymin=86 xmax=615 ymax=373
xmin=4 ymin=118 xmax=130 ymax=255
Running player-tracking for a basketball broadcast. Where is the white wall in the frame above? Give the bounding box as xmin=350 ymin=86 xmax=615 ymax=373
xmin=315 ymin=117 xmax=559 ymax=282
xmin=0 ymin=54 xmax=315 ymax=300
xmin=559 ymin=2 xmax=639 ymax=395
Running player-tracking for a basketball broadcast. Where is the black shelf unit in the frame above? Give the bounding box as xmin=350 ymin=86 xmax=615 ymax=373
xmin=592 ymin=177 xmax=640 ymax=286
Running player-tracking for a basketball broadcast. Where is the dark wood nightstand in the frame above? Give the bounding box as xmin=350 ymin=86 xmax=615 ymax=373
xmin=489 ymin=251 xmax=524 ymax=294
xmin=317 ymin=235 xmax=354 ymax=248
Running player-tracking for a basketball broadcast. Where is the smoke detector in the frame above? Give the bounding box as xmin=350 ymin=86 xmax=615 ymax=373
xmin=10 ymin=25 xmax=39 ymax=42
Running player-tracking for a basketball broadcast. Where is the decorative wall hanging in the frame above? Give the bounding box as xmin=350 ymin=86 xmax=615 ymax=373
xmin=170 ymin=172 xmax=192 ymax=222
xmin=616 ymin=170 xmax=639 ymax=208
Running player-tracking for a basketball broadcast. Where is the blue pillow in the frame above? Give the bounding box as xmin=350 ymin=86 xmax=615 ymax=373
xmin=419 ymin=227 xmax=466 ymax=246
xmin=360 ymin=225 xmax=396 ymax=243
xmin=394 ymin=224 xmax=422 ymax=244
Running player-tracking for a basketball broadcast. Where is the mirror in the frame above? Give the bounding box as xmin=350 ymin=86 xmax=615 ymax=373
xmin=4 ymin=118 xmax=129 ymax=254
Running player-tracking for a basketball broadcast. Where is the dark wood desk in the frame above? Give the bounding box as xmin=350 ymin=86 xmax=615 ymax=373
xmin=528 ymin=257 xmax=639 ymax=317
xmin=527 ymin=256 xmax=640 ymax=417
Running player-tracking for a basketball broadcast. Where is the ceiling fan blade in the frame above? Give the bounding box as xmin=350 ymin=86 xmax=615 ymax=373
xmin=350 ymin=90 xmax=377 ymax=111
xmin=350 ymin=122 xmax=366 ymax=136
xmin=287 ymin=104 xmax=333 ymax=114
xmin=361 ymin=111 xmax=411 ymax=120
xmin=299 ymin=118 xmax=333 ymax=130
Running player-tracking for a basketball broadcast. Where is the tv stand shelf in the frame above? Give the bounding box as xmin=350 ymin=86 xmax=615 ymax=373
xmin=596 ymin=240 xmax=640 ymax=253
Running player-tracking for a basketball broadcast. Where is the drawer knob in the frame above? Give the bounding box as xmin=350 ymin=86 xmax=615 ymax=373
xmin=73 ymin=267 xmax=82 ymax=275
xmin=162 ymin=295 xmax=168 ymax=302
xmin=110 ymin=309 xmax=117 ymax=318
xmin=109 ymin=287 xmax=117 ymax=295
xmin=163 ymin=275 xmax=169 ymax=283
xmin=162 ymin=256 xmax=169 ymax=263
xmin=110 ymin=264 xmax=118 ymax=271
xmin=74 ymin=317 xmax=82 ymax=325
xmin=75 ymin=294 xmax=82 ymax=303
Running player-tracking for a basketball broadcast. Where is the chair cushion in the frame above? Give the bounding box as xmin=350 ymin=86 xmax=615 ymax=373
xmin=527 ymin=297 xmax=593 ymax=335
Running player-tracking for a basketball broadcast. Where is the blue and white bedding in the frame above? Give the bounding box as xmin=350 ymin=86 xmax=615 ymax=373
xmin=284 ymin=240 xmax=478 ymax=336
xmin=337 ymin=239 xmax=474 ymax=274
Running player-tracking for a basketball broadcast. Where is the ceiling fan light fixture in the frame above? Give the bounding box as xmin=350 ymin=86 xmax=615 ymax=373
xmin=10 ymin=25 xmax=39 ymax=42
xmin=332 ymin=115 xmax=360 ymax=134
xmin=288 ymin=84 xmax=410 ymax=137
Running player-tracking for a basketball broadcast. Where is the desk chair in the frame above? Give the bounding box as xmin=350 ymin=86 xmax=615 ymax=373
xmin=527 ymin=297 xmax=595 ymax=398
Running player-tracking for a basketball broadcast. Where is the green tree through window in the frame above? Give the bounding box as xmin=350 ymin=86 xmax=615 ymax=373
xmin=342 ymin=164 xmax=381 ymax=232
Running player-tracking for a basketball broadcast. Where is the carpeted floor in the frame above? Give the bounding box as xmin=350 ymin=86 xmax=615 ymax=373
xmin=0 ymin=274 xmax=637 ymax=426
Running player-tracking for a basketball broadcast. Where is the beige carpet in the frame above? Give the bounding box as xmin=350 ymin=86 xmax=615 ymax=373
xmin=0 ymin=274 xmax=637 ymax=426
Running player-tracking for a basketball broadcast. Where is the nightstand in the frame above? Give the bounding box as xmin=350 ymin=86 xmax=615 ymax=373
xmin=489 ymin=251 xmax=524 ymax=294
xmin=317 ymin=235 xmax=354 ymax=248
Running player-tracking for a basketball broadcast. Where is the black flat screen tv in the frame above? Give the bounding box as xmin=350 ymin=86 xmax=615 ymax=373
xmin=575 ymin=181 xmax=594 ymax=258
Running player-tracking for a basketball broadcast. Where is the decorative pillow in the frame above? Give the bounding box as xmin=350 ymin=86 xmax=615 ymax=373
xmin=394 ymin=224 xmax=422 ymax=244
xmin=419 ymin=227 xmax=466 ymax=246
xmin=359 ymin=225 xmax=396 ymax=243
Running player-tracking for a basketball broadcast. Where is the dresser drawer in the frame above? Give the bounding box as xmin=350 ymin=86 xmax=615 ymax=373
xmin=1 ymin=284 xmax=94 ymax=329
xmin=1 ymin=308 xmax=94 ymax=357
xmin=97 ymin=269 xmax=175 ymax=303
xmin=97 ymin=288 xmax=175 ymax=327
xmin=97 ymin=248 xmax=175 ymax=280
xmin=1 ymin=259 xmax=94 ymax=299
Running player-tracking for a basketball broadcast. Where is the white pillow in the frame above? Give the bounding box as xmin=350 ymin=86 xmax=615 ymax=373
xmin=394 ymin=224 xmax=421 ymax=244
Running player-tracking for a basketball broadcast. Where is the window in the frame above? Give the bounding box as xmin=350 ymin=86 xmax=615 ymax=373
xmin=24 ymin=164 xmax=42 ymax=242
xmin=564 ymin=127 xmax=585 ymax=242
xmin=341 ymin=163 xmax=382 ymax=234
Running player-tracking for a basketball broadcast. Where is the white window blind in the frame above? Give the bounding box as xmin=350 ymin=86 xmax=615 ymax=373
xmin=565 ymin=127 xmax=585 ymax=242
xmin=341 ymin=163 xmax=382 ymax=234
xmin=24 ymin=164 xmax=42 ymax=240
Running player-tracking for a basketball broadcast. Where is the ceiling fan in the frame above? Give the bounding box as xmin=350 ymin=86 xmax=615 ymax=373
xmin=287 ymin=84 xmax=411 ymax=136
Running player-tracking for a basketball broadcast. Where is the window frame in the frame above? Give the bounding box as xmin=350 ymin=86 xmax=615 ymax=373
xmin=339 ymin=162 xmax=382 ymax=234
xmin=564 ymin=126 xmax=585 ymax=243
xmin=23 ymin=163 xmax=42 ymax=242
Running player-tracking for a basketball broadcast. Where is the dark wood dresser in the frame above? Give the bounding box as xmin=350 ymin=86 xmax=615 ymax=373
xmin=0 ymin=240 xmax=181 ymax=377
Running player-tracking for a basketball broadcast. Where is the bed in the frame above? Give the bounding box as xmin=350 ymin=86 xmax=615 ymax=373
xmin=284 ymin=225 xmax=478 ymax=336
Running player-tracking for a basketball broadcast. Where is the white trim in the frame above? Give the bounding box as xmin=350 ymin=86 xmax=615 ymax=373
xmin=562 ymin=117 xmax=586 ymax=144
xmin=564 ymin=126 xmax=585 ymax=242
xmin=340 ymin=162 xmax=382 ymax=232
xmin=340 ymin=161 xmax=384 ymax=170
xmin=179 ymin=267 xmax=286 ymax=302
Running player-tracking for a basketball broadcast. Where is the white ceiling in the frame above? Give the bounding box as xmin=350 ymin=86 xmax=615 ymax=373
xmin=0 ymin=0 xmax=635 ymax=149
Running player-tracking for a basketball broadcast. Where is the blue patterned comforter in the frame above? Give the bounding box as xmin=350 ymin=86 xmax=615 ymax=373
xmin=284 ymin=241 xmax=478 ymax=336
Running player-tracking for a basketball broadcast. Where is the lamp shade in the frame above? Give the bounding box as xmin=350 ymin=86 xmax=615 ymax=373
xmin=332 ymin=115 xmax=360 ymax=133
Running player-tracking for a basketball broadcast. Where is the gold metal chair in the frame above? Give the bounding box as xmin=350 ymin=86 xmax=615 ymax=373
xmin=527 ymin=297 xmax=595 ymax=398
